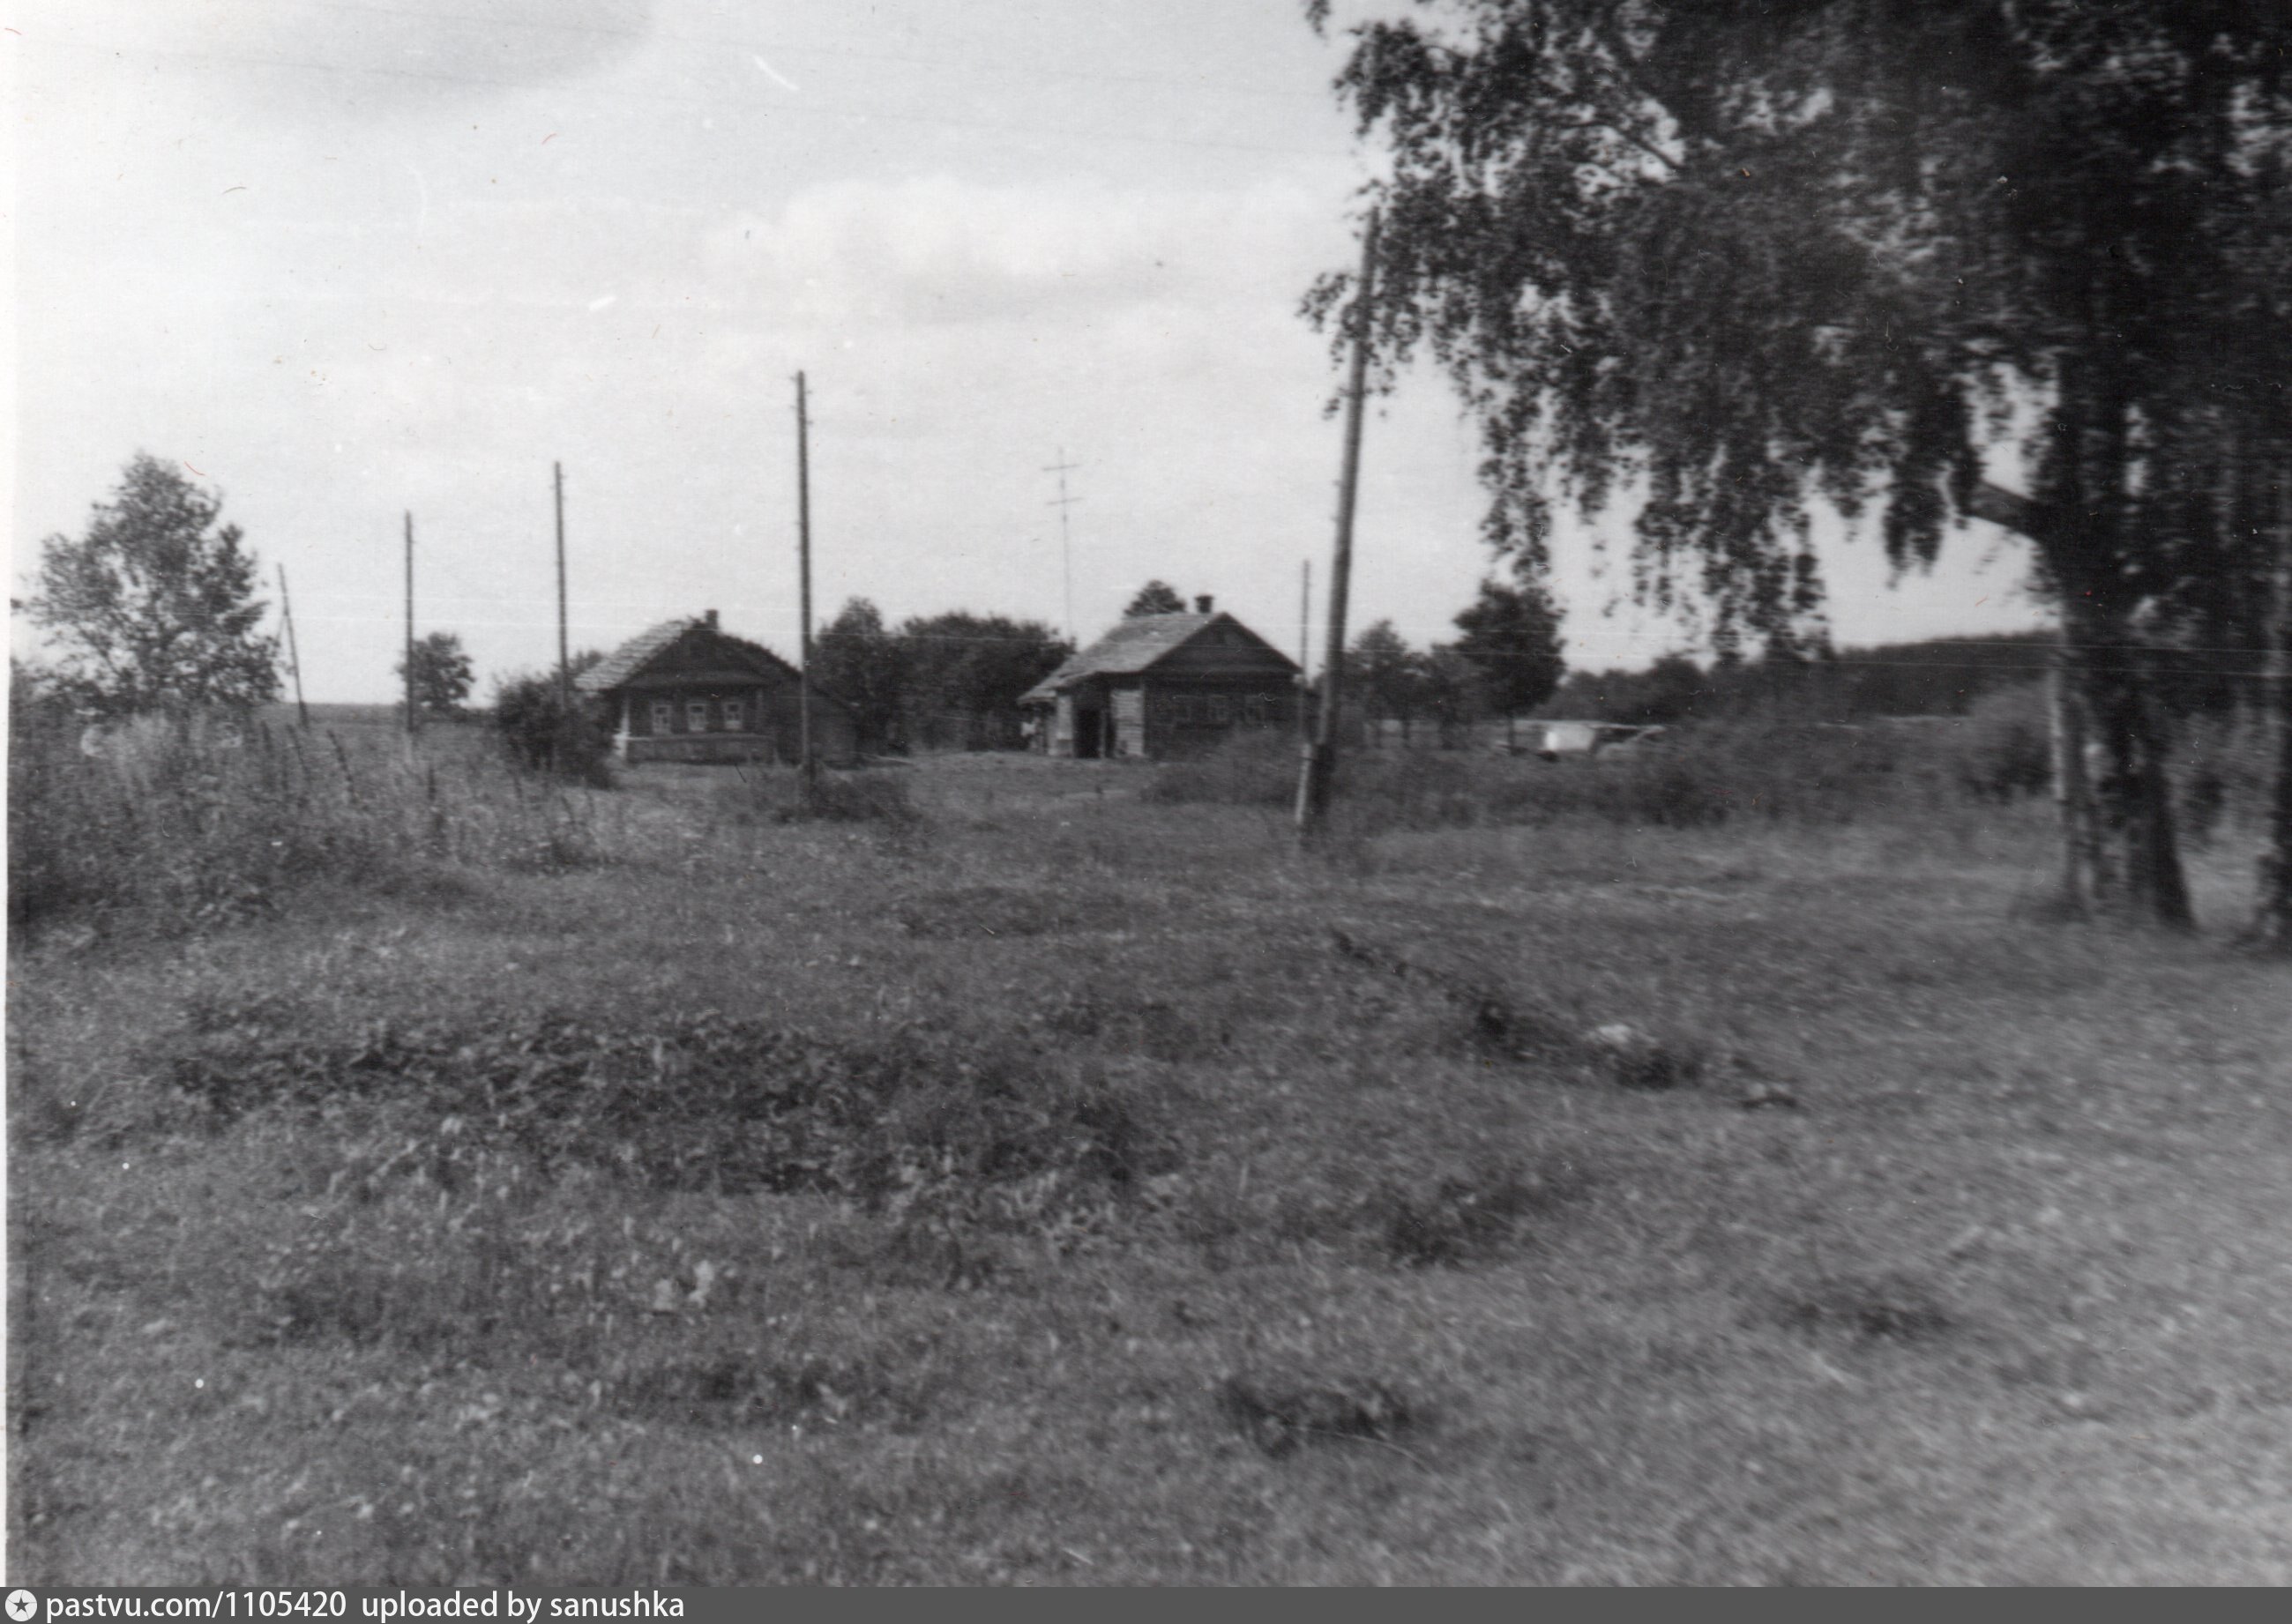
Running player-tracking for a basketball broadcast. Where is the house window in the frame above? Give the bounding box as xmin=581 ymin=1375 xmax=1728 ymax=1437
xmin=687 ymin=700 xmax=710 ymax=733
xmin=1169 ymin=695 xmax=1195 ymax=724
xmin=720 ymin=697 xmax=744 ymax=733
xmin=1207 ymin=695 xmax=1232 ymax=724
xmin=1243 ymin=695 xmax=1269 ymax=726
xmin=649 ymin=700 xmax=673 ymax=734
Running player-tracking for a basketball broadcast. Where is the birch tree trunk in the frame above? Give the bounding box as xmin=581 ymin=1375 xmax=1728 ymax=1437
xmin=2251 ymin=480 xmax=2292 ymax=952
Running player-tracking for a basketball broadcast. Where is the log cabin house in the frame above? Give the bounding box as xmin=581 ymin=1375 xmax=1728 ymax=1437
xmin=577 ymin=610 xmax=857 ymax=765
xmin=1019 ymin=596 xmax=1303 ymax=759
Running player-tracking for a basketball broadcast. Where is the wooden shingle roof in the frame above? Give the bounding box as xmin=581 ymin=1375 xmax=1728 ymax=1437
xmin=1020 ymin=611 xmax=1251 ymax=705
xmin=575 ymin=618 xmax=699 ymax=695
xmin=576 ymin=617 xmax=803 ymax=696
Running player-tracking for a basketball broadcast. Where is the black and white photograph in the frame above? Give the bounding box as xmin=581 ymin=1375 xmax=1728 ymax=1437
xmin=8 ymin=0 xmax=2291 ymax=1587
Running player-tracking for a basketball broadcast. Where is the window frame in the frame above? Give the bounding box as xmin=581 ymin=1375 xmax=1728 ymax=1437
xmin=1207 ymin=695 xmax=1233 ymax=725
xmin=687 ymin=699 xmax=711 ymax=734
xmin=649 ymin=700 xmax=674 ymax=735
xmin=720 ymin=697 xmax=744 ymax=733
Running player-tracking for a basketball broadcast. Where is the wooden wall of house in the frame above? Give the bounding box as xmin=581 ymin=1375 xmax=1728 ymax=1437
xmin=1114 ymin=688 xmax=1146 ymax=757
xmin=1139 ymin=677 xmax=1300 ymax=757
xmin=624 ymin=685 xmax=772 ymax=739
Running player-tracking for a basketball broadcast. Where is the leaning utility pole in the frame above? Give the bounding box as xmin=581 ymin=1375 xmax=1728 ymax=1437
xmin=403 ymin=511 xmax=418 ymax=737
xmin=1295 ymin=207 xmax=1380 ymax=840
xmin=277 ymin=562 xmax=310 ymax=726
xmin=554 ymin=460 xmax=571 ymax=712
xmin=795 ymin=371 xmax=817 ymax=791
xmin=1298 ymin=556 xmax=1312 ymax=743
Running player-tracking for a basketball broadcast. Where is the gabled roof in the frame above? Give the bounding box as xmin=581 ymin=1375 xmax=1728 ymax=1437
xmin=1018 ymin=610 xmax=1296 ymax=706
xmin=575 ymin=616 xmax=800 ymax=695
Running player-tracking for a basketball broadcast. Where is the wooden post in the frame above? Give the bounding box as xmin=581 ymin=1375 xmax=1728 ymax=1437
xmin=277 ymin=562 xmax=309 ymax=726
xmin=795 ymin=371 xmax=817 ymax=790
xmin=554 ymin=460 xmax=570 ymax=713
xmin=403 ymin=511 xmax=417 ymax=737
xmin=1296 ymin=207 xmax=1379 ymax=839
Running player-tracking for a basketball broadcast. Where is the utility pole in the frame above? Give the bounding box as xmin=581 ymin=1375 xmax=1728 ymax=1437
xmin=276 ymin=563 xmax=310 ymax=726
xmin=795 ymin=371 xmax=817 ymax=791
xmin=403 ymin=511 xmax=418 ymax=738
xmin=1298 ymin=556 xmax=1312 ymax=742
xmin=1295 ymin=207 xmax=1380 ymax=840
xmin=1045 ymin=448 xmax=1081 ymax=641
xmin=554 ymin=461 xmax=571 ymax=712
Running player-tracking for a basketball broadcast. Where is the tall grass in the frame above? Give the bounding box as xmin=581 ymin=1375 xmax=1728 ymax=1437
xmin=1140 ymin=692 xmax=2236 ymax=837
xmin=1145 ymin=718 xmax=1967 ymax=831
xmin=712 ymin=764 xmax=923 ymax=830
xmin=8 ymin=707 xmax=607 ymax=932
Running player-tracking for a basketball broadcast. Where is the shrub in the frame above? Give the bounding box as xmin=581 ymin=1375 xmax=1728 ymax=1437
xmin=1946 ymin=683 xmax=2053 ymax=804
xmin=493 ymin=673 xmax=616 ymax=786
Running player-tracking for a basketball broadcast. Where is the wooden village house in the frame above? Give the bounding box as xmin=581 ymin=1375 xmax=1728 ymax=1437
xmin=577 ymin=610 xmax=857 ymax=765
xmin=1019 ymin=596 xmax=1303 ymax=759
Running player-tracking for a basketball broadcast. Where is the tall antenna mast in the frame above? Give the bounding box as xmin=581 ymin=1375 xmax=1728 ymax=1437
xmin=1044 ymin=448 xmax=1081 ymax=640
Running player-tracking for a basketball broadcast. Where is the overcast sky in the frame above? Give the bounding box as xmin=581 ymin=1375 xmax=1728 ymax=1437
xmin=6 ymin=0 xmax=2048 ymax=704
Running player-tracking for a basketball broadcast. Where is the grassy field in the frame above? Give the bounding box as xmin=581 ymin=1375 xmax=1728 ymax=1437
xmin=10 ymin=740 xmax=2292 ymax=1584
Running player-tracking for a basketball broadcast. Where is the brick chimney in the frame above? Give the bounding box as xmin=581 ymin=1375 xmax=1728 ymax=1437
xmin=1194 ymin=594 xmax=1213 ymax=614
xmin=702 ymin=609 xmax=719 ymax=629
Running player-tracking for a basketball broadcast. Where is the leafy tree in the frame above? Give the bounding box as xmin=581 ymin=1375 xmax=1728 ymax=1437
xmin=1124 ymin=580 xmax=1189 ymax=618
xmin=813 ymin=598 xmax=907 ymax=752
xmin=397 ymin=630 xmax=474 ymax=721
xmin=1307 ymin=0 xmax=2292 ymax=926
xmin=1347 ymin=619 xmax=1423 ymax=742
xmin=1417 ymin=644 xmax=1485 ymax=744
xmin=899 ymin=612 xmax=1071 ymax=750
xmin=26 ymin=453 xmax=280 ymax=716
xmin=1452 ymin=577 xmax=1565 ymax=745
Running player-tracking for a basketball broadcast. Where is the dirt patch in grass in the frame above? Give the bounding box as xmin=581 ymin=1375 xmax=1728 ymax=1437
xmin=1221 ymin=1369 xmax=1422 ymax=1459
xmin=1774 ymin=1271 xmax=1956 ymax=1344
xmin=1374 ymin=1158 xmax=1589 ymax=1269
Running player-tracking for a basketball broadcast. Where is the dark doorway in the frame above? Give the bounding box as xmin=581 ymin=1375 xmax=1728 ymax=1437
xmin=1073 ymin=707 xmax=1104 ymax=758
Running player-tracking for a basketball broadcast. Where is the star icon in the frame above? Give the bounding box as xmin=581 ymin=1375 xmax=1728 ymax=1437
xmin=7 ymin=1590 xmax=39 ymax=1622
